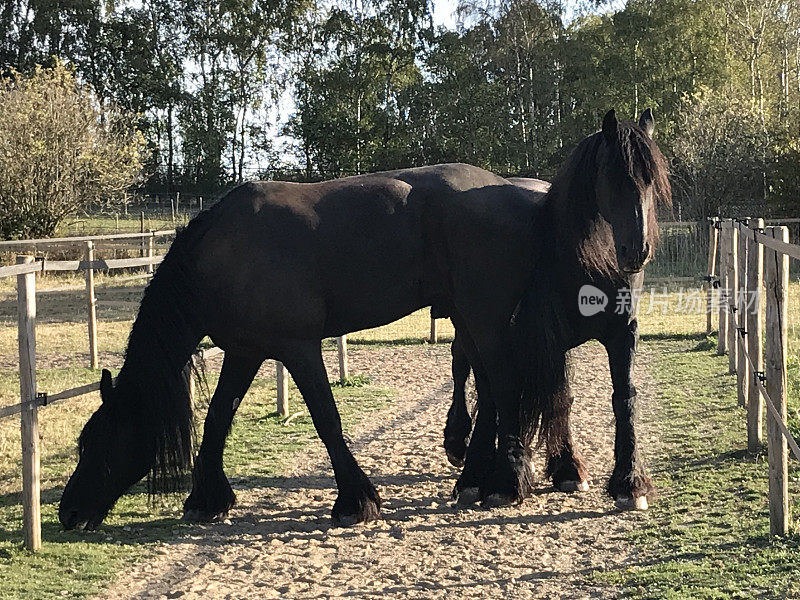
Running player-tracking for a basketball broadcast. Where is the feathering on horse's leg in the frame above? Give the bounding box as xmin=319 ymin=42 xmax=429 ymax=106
xmin=445 ymin=322 xmax=496 ymax=505
xmin=481 ymin=351 xmax=532 ymax=508
xmin=543 ymin=375 xmax=590 ymax=493
xmin=453 ymin=374 xmax=496 ymax=505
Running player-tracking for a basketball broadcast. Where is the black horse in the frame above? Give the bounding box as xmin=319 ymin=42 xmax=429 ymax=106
xmin=445 ymin=110 xmax=668 ymax=510
xmin=59 ymin=109 xmax=669 ymax=530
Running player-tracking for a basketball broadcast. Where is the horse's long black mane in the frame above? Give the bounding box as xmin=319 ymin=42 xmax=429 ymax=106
xmin=517 ymin=120 xmax=671 ymax=452
xmin=108 ymin=208 xmax=219 ymax=494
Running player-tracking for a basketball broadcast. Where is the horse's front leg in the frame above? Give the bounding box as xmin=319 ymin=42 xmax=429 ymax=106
xmin=443 ymin=332 xmax=474 ymax=467
xmin=604 ymin=318 xmax=654 ymax=510
xmin=183 ymin=353 xmax=263 ymax=522
xmin=478 ymin=341 xmax=533 ymax=507
xmin=484 ymin=369 xmax=532 ymax=507
xmin=544 ymin=380 xmax=590 ymax=493
xmin=446 ymin=321 xmax=497 ymax=504
xmin=453 ymin=366 xmax=496 ymax=504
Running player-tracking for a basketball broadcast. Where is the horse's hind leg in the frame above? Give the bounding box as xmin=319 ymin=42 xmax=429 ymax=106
xmin=443 ymin=331 xmax=473 ymax=467
xmin=454 ymin=363 xmax=496 ymax=504
xmin=183 ymin=352 xmax=263 ymax=522
xmin=604 ymin=319 xmax=654 ymax=510
xmin=282 ymin=341 xmax=380 ymax=525
xmin=446 ymin=323 xmax=497 ymax=504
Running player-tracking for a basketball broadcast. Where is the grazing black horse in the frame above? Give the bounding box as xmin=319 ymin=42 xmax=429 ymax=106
xmin=445 ymin=110 xmax=669 ymax=509
xmin=59 ymin=109 xmax=669 ymax=530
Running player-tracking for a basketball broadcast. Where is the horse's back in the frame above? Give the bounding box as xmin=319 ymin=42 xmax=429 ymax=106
xmin=186 ymin=164 xmax=539 ymax=346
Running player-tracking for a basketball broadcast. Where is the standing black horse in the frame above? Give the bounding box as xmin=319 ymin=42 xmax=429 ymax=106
xmin=59 ymin=109 xmax=669 ymax=530
xmin=444 ymin=110 xmax=669 ymax=510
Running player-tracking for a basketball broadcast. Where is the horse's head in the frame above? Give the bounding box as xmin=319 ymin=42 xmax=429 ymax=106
xmin=59 ymin=369 xmax=155 ymax=530
xmin=594 ymin=108 xmax=670 ymax=274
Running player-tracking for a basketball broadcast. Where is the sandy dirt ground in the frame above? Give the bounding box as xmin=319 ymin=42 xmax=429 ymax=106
xmin=96 ymin=342 xmax=656 ymax=600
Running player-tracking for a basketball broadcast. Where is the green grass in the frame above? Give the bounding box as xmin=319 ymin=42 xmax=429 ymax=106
xmin=594 ymin=333 xmax=800 ymax=599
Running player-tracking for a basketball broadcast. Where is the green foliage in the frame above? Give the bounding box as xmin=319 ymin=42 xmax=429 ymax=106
xmin=2 ymin=0 xmax=800 ymax=213
xmin=0 ymin=62 xmax=144 ymax=239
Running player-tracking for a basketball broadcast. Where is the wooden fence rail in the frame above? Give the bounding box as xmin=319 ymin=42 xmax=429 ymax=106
xmin=0 ymin=230 xmax=176 ymax=249
xmin=709 ymin=218 xmax=800 ymax=536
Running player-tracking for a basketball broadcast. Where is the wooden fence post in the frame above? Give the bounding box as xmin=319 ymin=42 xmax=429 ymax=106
xmin=765 ymin=225 xmax=790 ymax=536
xmin=140 ymin=212 xmax=146 ymax=259
xmin=727 ymin=224 xmax=738 ymax=374
xmin=147 ymin=231 xmax=155 ymax=275
xmin=85 ymin=241 xmax=99 ymax=370
xmin=717 ymin=221 xmax=728 ymax=356
xmin=746 ymin=217 xmax=764 ymax=452
xmin=17 ymin=255 xmax=40 ymax=551
xmin=337 ymin=336 xmax=349 ymax=382
xmin=276 ymin=361 xmax=289 ymax=417
xmin=707 ymin=220 xmax=719 ymax=335
xmin=430 ymin=318 xmax=438 ymax=344
xmin=186 ymin=358 xmax=196 ymax=404
xmin=737 ymin=220 xmax=749 ymax=407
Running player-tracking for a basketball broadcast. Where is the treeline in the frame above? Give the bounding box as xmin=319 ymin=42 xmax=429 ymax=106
xmin=2 ymin=0 xmax=799 ymax=219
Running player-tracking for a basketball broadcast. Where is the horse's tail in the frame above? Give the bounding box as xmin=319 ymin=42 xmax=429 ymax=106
xmin=114 ymin=206 xmax=220 ymax=495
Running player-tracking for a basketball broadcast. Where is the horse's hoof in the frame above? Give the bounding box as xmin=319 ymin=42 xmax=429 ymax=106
xmin=331 ymin=505 xmax=381 ymax=526
xmin=615 ymin=496 xmax=649 ymax=511
xmin=453 ymin=486 xmax=481 ymax=505
xmin=331 ymin=502 xmax=381 ymax=527
xmin=182 ymin=508 xmax=228 ymax=522
xmin=443 ymin=437 xmax=467 ymax=468
xmin=446 ymin=450 xmax=465 ymax=468
xmin=332 ymin=492 xmax=381 ymax=526
xmin=556 ymin=480 xmax=589 ymax=493
xmin=482 ymin=493 xmax=522 ymax=508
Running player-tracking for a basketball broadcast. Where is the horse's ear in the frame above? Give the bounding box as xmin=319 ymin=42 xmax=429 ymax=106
xmin=639 ymin=108 xmax=655 ymax=138
xmin=100 ymin=369 xmax=113 ymax=403
xmin=602 ymin=109 xmax=618 ymax=142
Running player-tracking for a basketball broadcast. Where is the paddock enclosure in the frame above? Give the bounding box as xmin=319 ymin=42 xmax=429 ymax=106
xmin=1 ymin=216 xmax=800 ymax=598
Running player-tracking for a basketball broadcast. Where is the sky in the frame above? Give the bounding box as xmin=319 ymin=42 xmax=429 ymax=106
xmin=432 ymin=0 xmax=458 ymax=29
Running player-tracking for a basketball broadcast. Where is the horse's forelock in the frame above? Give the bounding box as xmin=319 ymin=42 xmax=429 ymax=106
xmin=617 ymin=122 xmax=672 ymax=209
